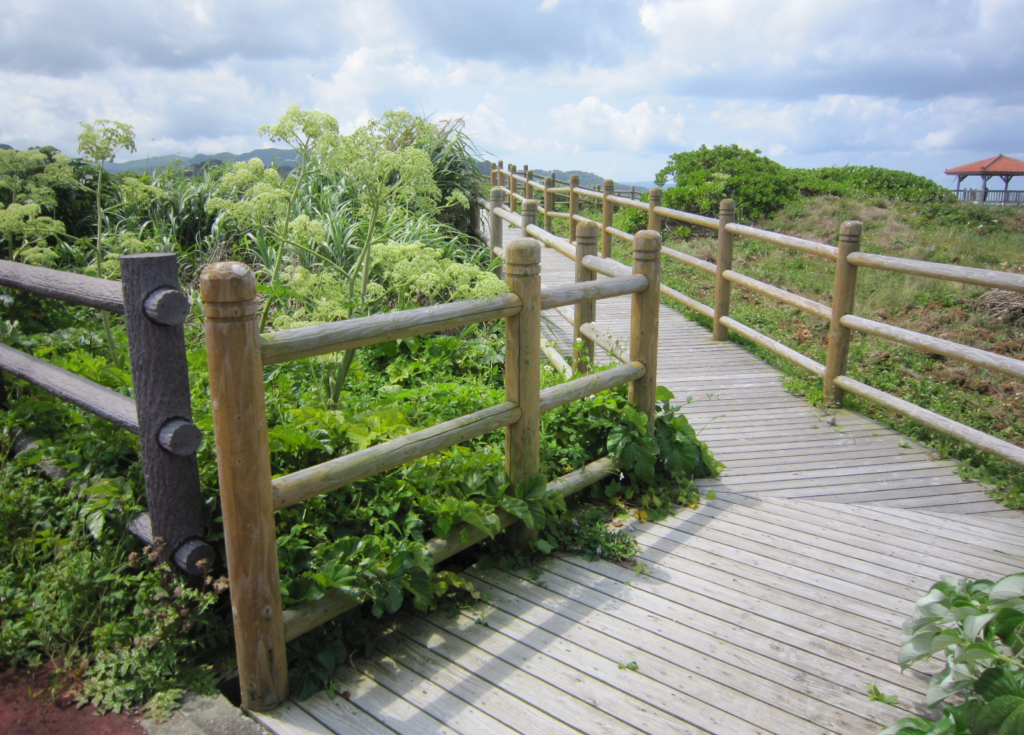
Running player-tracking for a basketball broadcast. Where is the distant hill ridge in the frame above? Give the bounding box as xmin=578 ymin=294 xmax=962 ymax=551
xmin=106 ymin=147 xmax=300 ymax=174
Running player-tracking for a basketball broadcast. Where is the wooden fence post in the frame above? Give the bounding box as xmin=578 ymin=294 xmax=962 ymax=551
xmin=490 ymin=163 xmax=497 ymax=188
xmin=712 ymin=198 xmax=736 ymax=341
xmin=574 ymin=221 xmax=600 ymax=374
xmin=569 ymin=174 xmax=580 ymax=243
xmin=630 ymin=230 xmax=662 ymax=427
xmin=543 ymin=176 xmax=554 ymax=232
xmin=520 ymin=199 xmax=538 ymax=237
xmin=505 ymin=238 xmax=542 ymax=545
xmin=119 ymin=253 xmax=213 ymax=575
xmin=601 ymin=179 xmax=615 ymax=258
xmin=508 ymin=164 xmax=518 ymax=214
xmin=201 ymin=262 xmax=288 ymax=712
xmin=489 ymin=187 xmax=504 ymax=255
xmin=648 ymin=187 xmax=663 ymax=234
xmin=824 ymin=221 xmax=863 ymax=406
xmin=524 ymin=165 xmax=532 ymax=200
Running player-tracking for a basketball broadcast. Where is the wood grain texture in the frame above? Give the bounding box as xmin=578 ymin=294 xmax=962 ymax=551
xmin=201 ymin=261 xmax=288 ymax=711
xmin=0 ymin=342 xmax=138 ymax=432
xmin=825 ymin=222 xmax=862 ymax=404
xmin=848 ymin=250 xmax=1024 ymax=293
xmin=0 ymin=258 xmax=124 ymax=313
xmin=712 ymin=199 xmax=735 ymax=341
xmin=572 ymin=221 xmax=599 ymax=372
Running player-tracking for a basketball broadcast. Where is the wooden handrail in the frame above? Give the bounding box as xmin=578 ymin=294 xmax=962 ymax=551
xmin=260 ymin=294 xmax=522 ymax=366
xmin=722 ymin=269 xmax=832 ymax=320
xmin=847 ymin=251 xmax=1024 ymax=293
xmin=0 ymin=343 xmax=139 ymax=432
xmin=0 ymin=259 xmax=125 ymax=313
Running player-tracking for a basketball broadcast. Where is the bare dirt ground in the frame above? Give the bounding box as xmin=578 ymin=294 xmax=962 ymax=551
xmin=0 ymin=667 xmax=144 ymax=735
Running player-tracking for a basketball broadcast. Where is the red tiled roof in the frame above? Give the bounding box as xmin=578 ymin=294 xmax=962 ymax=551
xmin=945 ymin=154 xmax=1024 ymax=175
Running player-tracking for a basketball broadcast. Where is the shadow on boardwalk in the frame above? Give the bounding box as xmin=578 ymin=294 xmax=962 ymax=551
xmin=254 ymin=224 xmax=1024 ymax=735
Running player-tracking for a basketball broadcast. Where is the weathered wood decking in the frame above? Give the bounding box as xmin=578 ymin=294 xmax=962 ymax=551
xmin=255 ymin=226 xmax=1024 ymax=734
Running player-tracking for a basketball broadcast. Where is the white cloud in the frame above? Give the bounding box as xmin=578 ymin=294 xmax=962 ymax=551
xmin=549 ymin=97 xmax=686 ymax=154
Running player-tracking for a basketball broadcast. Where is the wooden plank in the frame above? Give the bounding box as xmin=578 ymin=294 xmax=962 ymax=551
xmin=250 ymin=701 xmax=339 ymax=735
xmin=356 ymin=654 xmax=520 ymax=735
xmin=294 ymin=693 xmax=399 ymax=735
xmin=521 ymin=560 xmax=915 ymax=729
xmin=394 ymin=616 xmax=650 ymax=735
xmin=700 ymin=495 xmax=1022 ymax=576
xmin=465 ymin=575 xmax=835 ymax=735
xmin=374 ymin=629 xmax=580 ymax=735
xmin=474 ymin=569 xmax=893 ymax=732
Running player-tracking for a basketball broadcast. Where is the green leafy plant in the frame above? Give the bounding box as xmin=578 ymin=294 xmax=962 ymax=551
xmin=879 ymin=573 xmax=1024 ymax=734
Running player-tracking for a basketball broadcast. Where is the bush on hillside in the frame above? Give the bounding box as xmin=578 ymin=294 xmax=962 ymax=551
xmin=654 ymin=144 xmax=797 ymax=221
xmin=794 ymin=165 xmax=954 ymax=203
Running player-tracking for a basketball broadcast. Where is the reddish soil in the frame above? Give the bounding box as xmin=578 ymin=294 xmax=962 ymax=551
xmin=0 ymin=667 xmax=145 ymax=735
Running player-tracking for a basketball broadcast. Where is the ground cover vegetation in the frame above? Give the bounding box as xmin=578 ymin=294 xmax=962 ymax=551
xmin=0 ymin=111 xmax=719 ymax=714
xmin=582 ymin=144 xmax=1024 ymax=507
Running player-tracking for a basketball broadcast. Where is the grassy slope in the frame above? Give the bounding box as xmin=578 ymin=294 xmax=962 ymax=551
xmin=599 ymin=197 xmax=1024 ymax=506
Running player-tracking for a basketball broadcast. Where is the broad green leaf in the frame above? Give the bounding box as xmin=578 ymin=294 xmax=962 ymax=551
xmin=991 ymin=575 xmax=1024 ymax=605
xmin=973 ymin=696 xmax=1024 ymax=734
xmin=998 ymin=701 xmax=1024 ymax=735
xmin=655 ymin=386 xmax=675 ymax=402
xmin=500 ymin=497 xmax=531 ymax=525
xmin=964 ymin=613 xmax=998 ymax=642
xmin=976 ymin=667 xmax=1024 ymax=700
xmin=533 ymin=539 xmax=555 ymax=555
xmin=878 ymin=716 xmax=932 ymax=735
xmin=955 ymin=642 xmax=1001 ymax=664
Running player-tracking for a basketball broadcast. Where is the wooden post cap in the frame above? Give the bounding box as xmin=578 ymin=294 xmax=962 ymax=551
xmin=143 ymin=287 xmax=191 ymax=326
xmin=522 ymin=199 xmax=538 ymax=216
xmin=720 ymin=198 xmax=736 ymax=215
xmin=201 ymin=262 xmax=257 ymax=303
xmin=201 ymin=262 xmax=259 ymax=320
xmin=841 ymin=221 xmax=863 ymax=239
xmin=603 ymin=179 xmax=614 ymax=193
xmin=490 ymin=187 xmax=503 ymax=204
xmin=649 ymin=188 xmax=662 ymax=204
xmin=506 ymin=238 xmax=542 ymax=275
xmin=632 ymin=230 xmax=663 ymax=259
xmin=578 ymin=221 xmax=600 ymax=241
xmin=570 ymin=174 xmax=579 ymax=185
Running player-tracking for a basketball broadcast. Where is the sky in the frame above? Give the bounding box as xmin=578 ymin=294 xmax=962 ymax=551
xmin=1 ymin=0 xmax=1022 ymax=186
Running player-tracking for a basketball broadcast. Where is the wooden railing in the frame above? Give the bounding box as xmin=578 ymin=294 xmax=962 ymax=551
xmin=956 ymin=189 xmax=1024 ymax=205
xmin=486 ymin=162 xmax=1024 ymax=470
xmin=200 ymin=217 xmax=663 ymax=710
xmin=0 ymin=255 xmax=213 ymax=573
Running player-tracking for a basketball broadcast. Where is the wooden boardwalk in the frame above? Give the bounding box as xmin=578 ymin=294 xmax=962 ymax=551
xmin=255 ymin=226 xmax=1024 ymax=735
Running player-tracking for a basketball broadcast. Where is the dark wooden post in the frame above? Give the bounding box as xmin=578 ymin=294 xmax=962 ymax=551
xmin=573 ymin=221 xmax=600 ymax=374
xmin=120 ymin=253 xmax=213 ymax=575
xmin=569 ymin=174 xmax=580 ymax=243
xmin=543 ymin=176 xmax=554 ymax=232
xmin=630 ymin=231 xmax=662 ymax=426
xmin=648 ymin=187 xmax=663 ymax=233
xmin=601 ymin=179 xmax=615 ymax=258
xmin=505 ymin=239 xmax=542 ymax=546
xmin=202 ymin=261 xmax=288 ymax=711
xmin=524 ymin=165 xmax=532 ymax=200
xmin=712 ymin=199 xmax=736 ymax=341
xmin=824 ymin=222 xmax=863 ymax=406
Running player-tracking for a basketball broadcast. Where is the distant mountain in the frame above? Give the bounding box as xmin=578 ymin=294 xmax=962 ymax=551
xmin=106 ymin=147 xmax=300 ymax=174
xmin=476 ymin=162 xmax=649 ymax=193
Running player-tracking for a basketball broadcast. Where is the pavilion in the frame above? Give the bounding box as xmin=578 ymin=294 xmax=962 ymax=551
xmin=945 ymin=154 xmax=1024 ymax=205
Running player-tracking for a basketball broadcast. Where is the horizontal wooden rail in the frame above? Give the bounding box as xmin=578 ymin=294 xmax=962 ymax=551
xmin=576 ymin=188 xmax=604 ymax=201
xmin=606 ymin=226 xmax=634 ymax=243
xmin=545 ymin=211 xmax=572 ymax=220
xmin=281 ymin=454 xmax=620 ymax=641
xmin=842 ymin=315 xmax=1024 ymax=380
xmin=847 ymin=252 xmax=1024 ymax=293
xmin=539 ymin=361 xmax=645 ymax=412
xmin=0 ymin=259 xmax=125 ymax=313
xmin=0 ymin=343 xmax=139 ymax=432
xmin=540 ymin=338 xmax=572 ymax=377
xmin=494 ymin=207 xmax=520 ymax=226
xmin=661 ymin=284 xmax=714 ymax=319
xmin=663 ymin=246 xmax=717 ymax=275
xmin=607 ymin=195 xmax=649 ymax=210
xmin=572 ymin=213 xmax=601 ymax=226
xmin=261 ymin=294 xmax=522 ymax=365
xmin=653 ymin=205 xmax=719 ymax=230
xmin=579 ymin=322 xmax=629 ymax=363
xmin=546 ymin=186 xmax=570 ymax=194
xmin=540 ymin=275 xmax=648 ymax=310
xmin=523 ymin=223 xmax=576 ymax=259
xmin=833 ymin=375 xmax=1024 ymax=467
xmin=718 ymin=316 xmax=827 ymax=377
xmin=272 ymin=402 xmax=521 ymax=509
xmin=723 ymin=270 xmax=833 ymax=320
xmin=724 ymin=223 xmax=839 ymax=261
xmin=581 ymin=254 xmax=632 ymax=278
